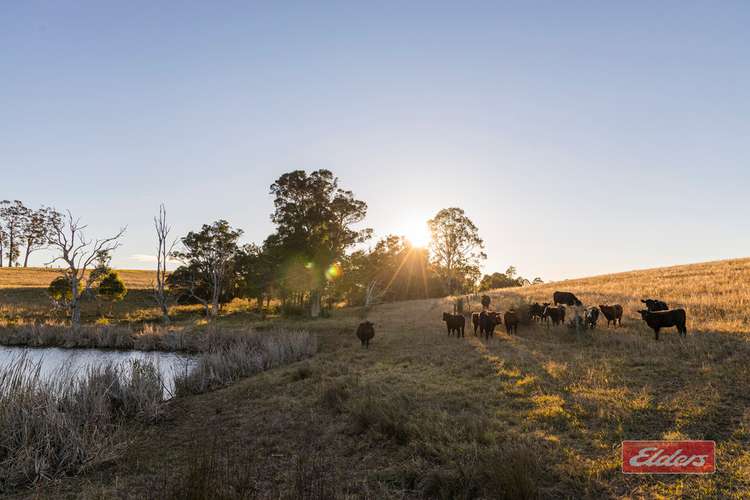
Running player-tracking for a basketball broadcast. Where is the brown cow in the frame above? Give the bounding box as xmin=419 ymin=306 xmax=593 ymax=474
xmin=598 ymin=304 xmax=623 ymax=327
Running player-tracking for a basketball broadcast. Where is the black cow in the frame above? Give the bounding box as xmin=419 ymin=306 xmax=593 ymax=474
xmin=528 ymin=302 xmax=546 ymax=322
xmin=442 ymin=312 xmax=465 ymax=337
xmin=504 ymin=310 xmax=519 ymax=335
xmin=598 ymin=304 xmax=623 ymax=327
xmin=553 ymin=291 xmax=582 ymax=306
xmin=481 ymin=295 xmax=491 ymax=309
xmin=479 ymin=311 xmax=501 ymax=339
xmin=543 ymin=305 xmax=566 ymax=326
xmin=638 ymin=309 xmax=687 ymax=340
xmin=471 ymin=312 xmax=480 ymax=336
xmin=641 ymin=299 xmax=668 ymax=312
xmin=585 ymin=307 xmax=599 ymax=329
xmin=356 ymin=321 xmax=375 ymax=348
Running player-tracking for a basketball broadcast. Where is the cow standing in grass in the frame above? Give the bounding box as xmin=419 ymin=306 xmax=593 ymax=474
xmin=479 ymin=311 xmax=500 ymax=339
xmin=442 ymin=313 xmax=465 ymax=337
xmin=543 ymin=305 xmax=566 ymax=326
xmin=356 ymin=321 xmax=375 ymax=348
xmin=638 ymin=309 xmax=687 ymax=340
xmin=585 ymin=307 xmax=600 ymax=329
xmin=504 ymin=310 xmax=519 ymax=335
xmin=471 ymin=312 xmax=480 ymax=336
xmin=553 ymin=291 xmax=582 ymax=307
xmin=528 ymin=302 xmax=546 ymax=322
xmin=599 ymin=304 xmax=623 ymax=327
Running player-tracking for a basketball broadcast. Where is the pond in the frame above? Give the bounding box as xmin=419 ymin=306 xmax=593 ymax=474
xmin=0 ymin=346 xmax=197 ymax=398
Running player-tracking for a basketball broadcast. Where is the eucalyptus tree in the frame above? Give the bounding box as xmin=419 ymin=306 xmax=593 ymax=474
xmin=269 ymin=169 xmax=370 ymax=317
xmin=428 ymin=207 xmax=486 ymax=294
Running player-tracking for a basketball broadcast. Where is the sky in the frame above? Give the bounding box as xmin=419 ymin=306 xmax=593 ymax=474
xmin=2 ymin=1 xmax=749 ymax=281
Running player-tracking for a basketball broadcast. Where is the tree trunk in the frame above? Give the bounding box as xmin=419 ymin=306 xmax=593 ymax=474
xmin=70 ymin=279 xmax=81 ymax=327
xmin=7 ymin=230 xmax=14 ymax=267
xmin=211 ymin=287 xmax=220 ymax=317
xmin=160 ymin=303 xmax=170 ymax=324
xmin=310 ymin=289 xmax=321 ymax=318
xmin=70 ymin=299 xmax=81 ymax=327
xmin=23 ymin=241 xmax=31 ymax=267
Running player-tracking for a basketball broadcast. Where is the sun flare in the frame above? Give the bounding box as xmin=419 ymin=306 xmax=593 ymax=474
xmin=402 ymin=220 xmax=431 ymax=248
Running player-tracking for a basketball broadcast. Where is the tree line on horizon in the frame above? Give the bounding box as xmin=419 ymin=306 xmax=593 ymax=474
xmin=5 ymin=169 xmax=541 ymax=324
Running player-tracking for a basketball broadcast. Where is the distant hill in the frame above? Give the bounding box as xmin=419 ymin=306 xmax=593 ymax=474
xmin=0 ymin=267 xmax=156 ymax=290
xmin=484 ymin=257 xmax=750 ymax=334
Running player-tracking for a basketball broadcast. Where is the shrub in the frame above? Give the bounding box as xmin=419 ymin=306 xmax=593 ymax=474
xmin=47 ymin=274 xmax=79 ymax=311
xmin=97 ymin=271 xmax=128 ymax=314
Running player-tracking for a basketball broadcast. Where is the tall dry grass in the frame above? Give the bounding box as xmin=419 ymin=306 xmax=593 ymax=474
xmin=0 ymin=355 xmax=164 ymax=492
xmin=0 ymin=322 xmax=222 ymax=352
xmin=174 ymin=329 xmax=317 ymax=396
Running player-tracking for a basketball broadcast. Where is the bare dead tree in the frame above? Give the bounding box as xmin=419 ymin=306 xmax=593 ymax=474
xmin=46 ymin=211 xmax=126 ymax=327
xmin=153 ymin=204 xmax=176 ymax=323
xmin=361 ymin=279 xmax=383 ymax=319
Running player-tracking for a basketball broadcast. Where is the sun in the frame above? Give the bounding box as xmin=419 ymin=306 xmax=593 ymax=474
xmin=403 ymin=220 xmax=431 ymax=248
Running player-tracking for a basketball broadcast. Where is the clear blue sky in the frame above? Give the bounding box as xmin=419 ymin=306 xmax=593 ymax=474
xmin=2 ymin=1 xmax=748 ymax=281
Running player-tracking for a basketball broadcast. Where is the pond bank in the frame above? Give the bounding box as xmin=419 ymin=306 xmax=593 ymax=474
xmin=0 ymin=322 xmax=230 ymax=353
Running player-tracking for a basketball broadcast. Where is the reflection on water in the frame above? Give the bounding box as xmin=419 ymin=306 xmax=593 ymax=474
xmin=0 ymin=346 xmax=196 ymax=398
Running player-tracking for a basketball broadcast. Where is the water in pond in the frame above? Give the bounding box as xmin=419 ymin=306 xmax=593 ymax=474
xmin=0 ymin=346 xmax=197 ymax=398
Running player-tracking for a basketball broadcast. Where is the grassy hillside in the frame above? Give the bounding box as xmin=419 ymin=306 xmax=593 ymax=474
xmin=0 ymin=267 xmax=159 ymax=323
xmin=19 ymin=257 xmax=750 ymax=498
xmin=486 ymin=257 xmax=750 ymax=334
xmin=0 ymin=267 xmax=156 ymax=289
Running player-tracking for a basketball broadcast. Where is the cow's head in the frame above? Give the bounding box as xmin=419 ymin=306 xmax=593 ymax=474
xmin=637 ymin=310 xmax=650 ymax=320
xmin=442 ymin=312 xmax=450 ymax=321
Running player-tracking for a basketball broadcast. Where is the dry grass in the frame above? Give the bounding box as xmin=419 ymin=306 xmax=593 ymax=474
xmin=484 ymin=257 xmax=750 ymax=334
xmin=9 ymin=257 xmax=750 ymax=498
xmin=0 ymin=322 xmax=219 ymax=352
xmin=174 ymin=329 xmax=318 ymax=395
xmin=0 ymin=267 xmax=156 ymax=289
xmin=0 ymin=355 xmax=164 ymax=493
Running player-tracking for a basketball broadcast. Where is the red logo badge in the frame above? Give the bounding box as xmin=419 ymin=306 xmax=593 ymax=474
xmin=622 ymin=441 xmax=715 ymax=474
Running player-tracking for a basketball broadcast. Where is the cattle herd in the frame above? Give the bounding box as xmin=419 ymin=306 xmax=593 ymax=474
xmin=440 ymin=291 xmax=688 ymax=342
xmin=355 ymin=291 xmax=688 ymax=349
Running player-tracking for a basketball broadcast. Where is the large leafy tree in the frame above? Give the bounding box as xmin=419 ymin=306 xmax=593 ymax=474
xmin=269 ymin=170 xmax=370 ymax=316
xmin=479 ymin=271 xmax=523 ymax=291
xmin=234 ymin=242 xmax=281 ymax=310
xmin=171 ymin=220 xmax=243 ymax=317
xmin=21 ymin=206 xmax=60 ymax=267
xmin=428 ymin=207 xmax=486 ymax=294
xmin=0 ymin=200 xmax=29 ymax=267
